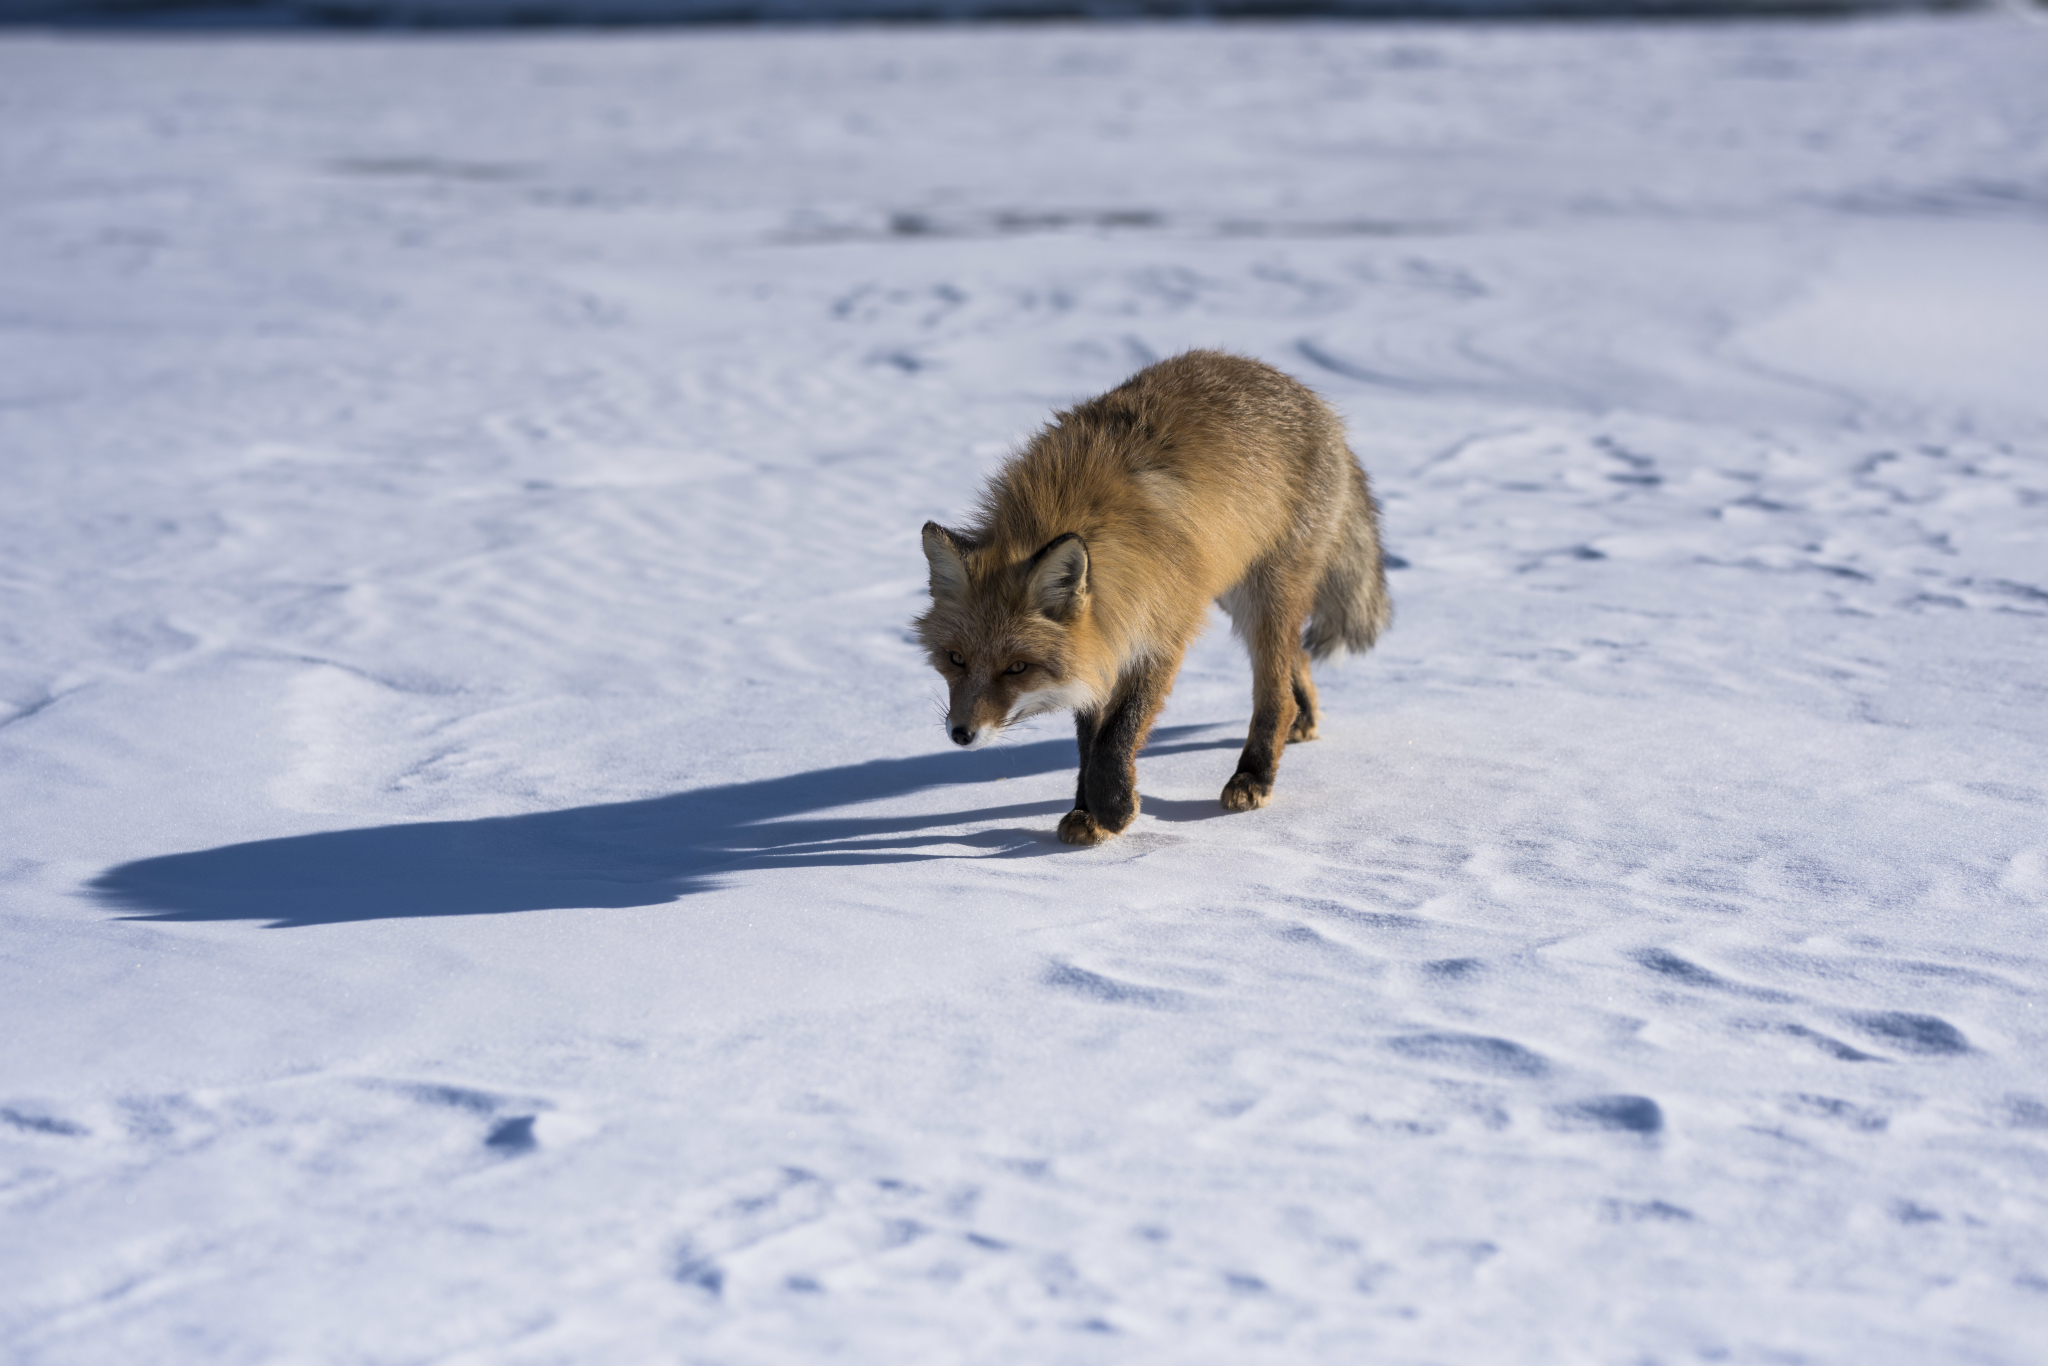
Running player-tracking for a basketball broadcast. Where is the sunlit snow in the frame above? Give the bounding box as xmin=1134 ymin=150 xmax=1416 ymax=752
xmin=3 ymin=14 xmax=2046 ymax=1363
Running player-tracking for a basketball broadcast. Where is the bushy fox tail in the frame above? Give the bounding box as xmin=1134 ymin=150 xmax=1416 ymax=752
xmin=1302 ymin=457 xmax=1392 ymax=663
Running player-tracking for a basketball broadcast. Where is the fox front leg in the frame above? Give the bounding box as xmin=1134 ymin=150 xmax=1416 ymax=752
xmin=1058 ymin=660 xmax=1177 ymax=846
xmin=1058 ymin=709 xmax=1109 ymax=846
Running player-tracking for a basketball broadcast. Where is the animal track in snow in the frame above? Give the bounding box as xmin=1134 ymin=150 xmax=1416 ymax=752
xmin=1387 ymin=1032 xmax=1551 ymax=1079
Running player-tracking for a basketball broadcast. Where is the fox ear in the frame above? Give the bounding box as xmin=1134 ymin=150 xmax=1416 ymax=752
xmin=922 ymin=522 xmax=970 ymax=601
xmin=1026 ymin=533 xmax=1089 ymax=620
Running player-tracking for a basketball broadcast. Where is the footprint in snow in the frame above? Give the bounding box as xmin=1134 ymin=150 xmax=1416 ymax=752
xmin=1387 ymin=1031 xmax=1550 ymax=1079
xmin=1549 ymin=1095 xmax=1664 ymax=1134
xmin=1043 ymin=961 xmax=1187 ymax=1010
xmin=484 ymin=1115 xmax=538 ymax=1155
xmin=1846 ymin=1012 xmax=1970 ymax=1056
xmin=1599 ymin=1198 xmax=1694 ymax=1222
xmin=0 ymin=1106 xmax=88 ymax=1138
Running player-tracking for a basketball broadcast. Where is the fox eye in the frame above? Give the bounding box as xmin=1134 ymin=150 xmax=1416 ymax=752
xmin=1005 ymin=661 xmax=1029 ymax=674
xmin=948 ymin=651 xmax=965 ymax=667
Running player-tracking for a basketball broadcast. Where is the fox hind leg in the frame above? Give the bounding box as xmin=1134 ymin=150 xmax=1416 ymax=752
xmin=1287 ymin=648 xmax=1320 ymax=744
xmin=1224 ymin=578 xmax=1315 ymax=812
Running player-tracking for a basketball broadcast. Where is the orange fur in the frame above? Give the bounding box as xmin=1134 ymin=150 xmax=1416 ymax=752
xmin=914 ymin=350 xmax=1389 ymax=843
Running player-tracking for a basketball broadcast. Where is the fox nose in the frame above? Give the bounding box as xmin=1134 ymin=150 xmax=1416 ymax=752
xmin=950 ymin=725 xmax=974 ymax=746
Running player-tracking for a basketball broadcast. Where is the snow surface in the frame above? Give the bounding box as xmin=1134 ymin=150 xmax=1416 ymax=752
xmin=3 ymin=15 xmax=2047 ymax=1363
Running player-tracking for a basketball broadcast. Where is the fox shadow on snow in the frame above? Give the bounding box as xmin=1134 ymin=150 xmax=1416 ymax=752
xmin=91 ymin=726 xmax=1240 ymax=928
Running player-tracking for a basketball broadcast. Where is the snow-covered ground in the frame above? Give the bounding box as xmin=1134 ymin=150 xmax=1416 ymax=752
xmin=3 ymin=15 xmax=2046 ymax=1362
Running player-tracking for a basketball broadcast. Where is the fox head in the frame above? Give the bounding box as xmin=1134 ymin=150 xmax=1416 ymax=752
xmin=914 ymin=521 xmax=1104 ymax=747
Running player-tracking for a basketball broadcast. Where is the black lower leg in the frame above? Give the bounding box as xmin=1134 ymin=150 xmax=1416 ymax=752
xmin=1235 ymin=706 xmax=1285 ymax=784
xmin=1083 ymin=677 xmax=1160 ymax=832
xmin=1072 ymin=709 xmax=1099 ymax=813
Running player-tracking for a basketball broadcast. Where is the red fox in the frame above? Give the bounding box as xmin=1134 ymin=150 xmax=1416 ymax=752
xmin=915 ymin=350 xmax=1390 ymax=845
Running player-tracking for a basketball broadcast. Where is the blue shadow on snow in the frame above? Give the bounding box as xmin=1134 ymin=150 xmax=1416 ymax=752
xmin=89 ymin=725 xmax=1238 ymax=928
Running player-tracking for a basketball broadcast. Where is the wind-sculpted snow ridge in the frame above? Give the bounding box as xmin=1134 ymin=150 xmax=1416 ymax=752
xmin=3 ymin=14 xmax=2047 ymax=1365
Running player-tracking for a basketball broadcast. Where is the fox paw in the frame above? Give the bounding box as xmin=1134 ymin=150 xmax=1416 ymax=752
xmin=1287 ymin=716 xmax=1319 ymax=744
xmin=1058 ymin=809 xmax=1119 ymax=846
xmin=1220 ymin=773 xmax=1273 ymax=812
